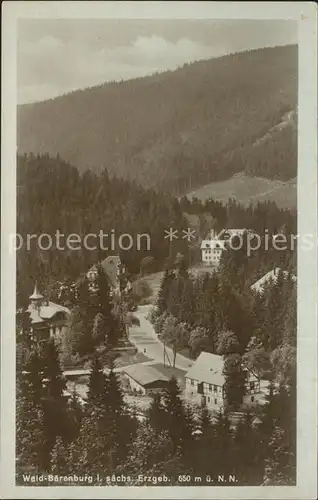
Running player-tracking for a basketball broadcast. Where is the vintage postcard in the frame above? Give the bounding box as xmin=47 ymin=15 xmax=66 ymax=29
xmin=1 ymin=1 xmax=317 ymax=499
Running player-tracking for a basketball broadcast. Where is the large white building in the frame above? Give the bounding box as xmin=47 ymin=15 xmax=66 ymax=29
xmin=201 ymin=239 xmax=226 ymax=266
xmin=184 ymin=351 xmax=263 ymax=411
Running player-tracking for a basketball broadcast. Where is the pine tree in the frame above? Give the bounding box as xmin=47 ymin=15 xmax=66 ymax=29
xmin=20 ymin=347 xmax=44 ymax=405
xmin=69 ymin=406 xmax=114 ymax=475
xmin=86 ymin=354 xmax=106 ymax=408
xmin=223 ymin=353 xmax=246 ymax=410
xmin=16 ymin=353 xmax=46 ymax=473
xmin=123 ymin=423 xmax=175 ymax=480
xmin=199 ymin=406 xmax=213 ymax=435
xmin=167 ymin=275 xmax=184 ymax=319
xmin=96 ymin=264 xmax=120 ymax=347
xmin=104 ymin=368 xmax=132 ymax=466
xmin=66 ymin=385 xmax=83 ymax=441
xmin=162 ymin=377 xmax=188 ymax=452
xmin=41 ymin=339 xmax=68 ymax=469
xmin=157 ymin=269 xmax=175 ymax=315
xmin=50 ymin=436 xmax=70 ymax=474
xmin=92 ymin=312 xmax=107 ymax=345
xmin=147 ymin=392 xmax=166 ymax=433
xmin=233 ymin=413 xmax=264 ymax=484
xmin=262 ymin=382 xmax=296 ymax=485
xmin=42 ymin=339 xmax=66 ymax=400
xmin=212 ymin=411 xmax=234 ymax=476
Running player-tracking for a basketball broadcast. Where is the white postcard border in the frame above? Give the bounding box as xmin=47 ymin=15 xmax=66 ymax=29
xmin=1 ymin=2 xmax=317 ymax=499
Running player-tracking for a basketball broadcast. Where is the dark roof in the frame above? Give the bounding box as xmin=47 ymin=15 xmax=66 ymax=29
xmin=124 ymin=364 xmax=169 ymax=387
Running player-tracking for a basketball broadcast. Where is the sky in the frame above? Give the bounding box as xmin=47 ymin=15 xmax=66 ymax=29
xmin=17 ymin=19 xmax=297 ymax=104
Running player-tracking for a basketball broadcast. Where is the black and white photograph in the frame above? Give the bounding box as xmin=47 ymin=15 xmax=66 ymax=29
xmin=1 ymin=2 xmax=317 ymax=499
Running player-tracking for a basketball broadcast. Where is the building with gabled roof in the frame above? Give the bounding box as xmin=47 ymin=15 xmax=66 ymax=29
xmin=124 ymin=364 xmax=169 ymax=395
xmin=184 ymin=351 xmax=263 ymax=411
xmin=87 ymin=255 xmax=131 ymax=297
xmin=201 ymin=239 xmax=226 ymax=267
xmin=251 ymin=268 xmax=297 ymax=295
xmin=26 ymin=282 xmax=70 ymax=342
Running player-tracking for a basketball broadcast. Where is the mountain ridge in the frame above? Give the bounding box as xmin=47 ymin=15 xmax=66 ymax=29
xmin=17 ymin=44 xmax=297 ymax=196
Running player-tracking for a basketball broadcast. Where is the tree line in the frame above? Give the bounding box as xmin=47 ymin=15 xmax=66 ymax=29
xmin=16 ymin=334 xmax=296 ymax=486
xmin=17 ymin=153 xmax=296 ymax=309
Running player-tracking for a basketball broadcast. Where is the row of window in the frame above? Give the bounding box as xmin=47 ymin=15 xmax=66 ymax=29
xmin=206 ymin=396 xmax=218 ymax=405
xmin=203 ymin=255 xmax=220 ymax=261
xmin=190 ymin=379 xmax=259 ymax=393
xmin=190 ymin=379 xmax=219 ymax=392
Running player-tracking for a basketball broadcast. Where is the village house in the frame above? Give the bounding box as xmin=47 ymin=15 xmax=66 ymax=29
xmin=250 ymin=267 xmax=297 ymax=295
xmin=184 ymin=351 xmax=262 ymax=411
xmin=124 ymin=364 xmax=169 ymax=395
xmin=26 ymin=282 xmax=70 ymax=342
xmin=87 ymin=255 xmax=131 ymax=297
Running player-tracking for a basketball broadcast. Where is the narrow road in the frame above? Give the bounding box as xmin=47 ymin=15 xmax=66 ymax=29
xmin=128 ymin=304 xmax=193 ymax=372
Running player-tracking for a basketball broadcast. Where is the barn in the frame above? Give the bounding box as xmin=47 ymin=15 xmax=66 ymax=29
xmin=124 ymin=364 xmax=169 ymax=395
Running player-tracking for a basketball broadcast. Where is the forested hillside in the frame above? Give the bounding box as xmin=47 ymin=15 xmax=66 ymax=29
xmin=17 ymin=45 xmax=297 ymax=196
xmin=17 ymin=154 xmax=296 ymax=307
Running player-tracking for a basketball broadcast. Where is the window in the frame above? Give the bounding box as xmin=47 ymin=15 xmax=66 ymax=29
xmin=250 ymin=381 xmax=255 ymax=391
xmin=213 ymin=385 xmax=217 ymax=392
xmin=214 ymin=399 xmax=217 ymax=405
xmin=191 ymin=379 xmax=194 ymax=386
xmin=251 ymin=396 xmax=255 ymax=402
xmin=207 ymin=397 xmax=210 ymax=403
xmin=209 ymin=384 xmax=212 ymax=391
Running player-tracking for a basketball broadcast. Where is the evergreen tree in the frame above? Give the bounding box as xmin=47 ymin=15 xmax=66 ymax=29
xmin=167 ymin=274 xmax=184 ymax=318
xmin=123 ymin=423 xmax=175 ymax=480
xmin=262 ymin=382 xmax=296 ymax=485
xmin=95 ymin=264 xmax=115 ymax=341
xmin=223 ymin=353 xmax=246 ymax=410
xmin=86 ymin=354 xmax=106 ymax=408
xmin=20 ymin=347 xmax=44 ymax=405
xmin=92 ymin=312 xmax=107 ymax=345
xmin=199 ymin=406 xmax=213 ymax=435
xmin=66 ymin=385 xmax=83 ymax=441
xmin=212 ymin=411 xmax=234 ymax=476
xmin=162 ymin=377 xmax=188 ymax=453
xmin=233 ymin=413 xmax=264 ymax=484
xmin=69 ymin=406 xmax=114 ymax=475
xmin=147 ymin=393 xmax=166 ymax=433
xmin=42 ymin=339 xmax=66 ymax=400
xmin=41 ymin=339 xmax=68 ymax=469
xmin=96 ymin=263 xmax=113 ymax=320
xmin=16 ymin=351 xmax=46 ymax=473
xmin=157 ymin=269 xmax=175 ymax=316
xmin=104 ymin=368 xmax=133 ymax=465
xmin=50 ymin=436 xmax=70 ymax=474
